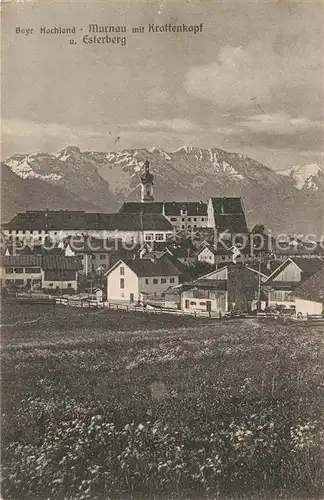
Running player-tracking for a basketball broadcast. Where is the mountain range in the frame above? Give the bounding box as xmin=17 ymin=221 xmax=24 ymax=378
xmin=2 ymin=145 xmax=324 ymax=235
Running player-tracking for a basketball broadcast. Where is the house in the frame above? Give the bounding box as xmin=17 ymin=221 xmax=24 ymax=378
xmin=119 ymin=201 xmax=208 ymax=231
xmin=181 ymin=264 xmax=267 ymax=314
xmin=264 ymin=257 xmax=324 ymax=309
xmin=2 ymin=210 xmax=174 ymax=245
xmin=207 ymin=197 xmax=248 ymax=236
xmin=0 ymin=255 xmax=43 ymax=289
xmin=41 ymin=255 xmax=82 ymax=291
xmin=197 ymin=243 xmax=253 ymax=266
xmin=106 ymin=258 xmax=181 ymax=303
xmin=59 ymin=236 xmax=113 ymax=276
xmin=0 ymin=254 xmax=82 ymax=291
xmin=293 ymin=267 xmax=324 ymax=318
xmin=120 ymin=197 xmax=249 ymax=237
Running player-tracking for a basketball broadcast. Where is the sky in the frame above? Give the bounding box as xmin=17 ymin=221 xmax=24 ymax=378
xmin=1 ymin=0 xmax=323 ymax=170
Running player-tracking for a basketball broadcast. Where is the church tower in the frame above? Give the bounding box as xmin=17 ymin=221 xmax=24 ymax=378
xmin=140 ymin=160 xmax=154 ymax=202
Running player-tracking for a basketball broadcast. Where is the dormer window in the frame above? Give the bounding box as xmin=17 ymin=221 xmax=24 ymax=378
xmin=180 ymin=205 xmax=187 ymax=216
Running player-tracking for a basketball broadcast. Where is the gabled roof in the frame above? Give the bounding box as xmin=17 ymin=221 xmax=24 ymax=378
xmin=291 ymin=257 xmax=324 ymax=275
xmin=106 ymin=258 xmax=182 ymax=277
xmin=209 ymin=197 xmax=248 ymax=234
xmin=293 ymin=268 xmax=324 ymax=302
xmin=5 ymin=211 xmax=173 ymax=231
xmin=42 ymin=255 xmax=83 ymax=271
xmin=158 ymin=252 xmax=189 ymax=274
xmin=209 ymin=197 xmax=245 ymax=214
xmin=119 ymin=201 xmax=207 ymax=217
xmin=182 ymin=279 xmax=227 ymax=290
xmin=245 ymin=262 xmax=274 ymax=278
xmin=164 ymin=202 xmax=207 ymax=216
xmin=266 ymin=257 xmax=324 ymax=282
xmin=1 ymin=255 xmax=43 ymax=267
xmin=1 ymin=254 xmax=82 ymax=270
xmin=119 ymin=202 xmax=164 ymax=214
xmin=5 ymin=244 xmax=64 ymax=257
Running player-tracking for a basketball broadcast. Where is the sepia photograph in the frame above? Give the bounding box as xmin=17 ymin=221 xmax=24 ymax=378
xmin=1 ymin=0 xmax=324 ymax=499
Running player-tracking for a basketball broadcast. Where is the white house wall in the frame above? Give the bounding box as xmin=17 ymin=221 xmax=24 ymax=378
xmin=198 ymin=248 xmax=215 ymax=264
xmin=138 ymin=275 xmax=179 ymax=298
xmin=42 ymin=279 xmax=78 ymax=291
xmin=295 ymin=298 xmax=323 ymax=317
xmin=107 ymin=262 xmax=139 ymax=302
xmin=273 ymin=262 xmax=302 ymax=282
xmin=181 ymin=290 xmax=227 ymax=313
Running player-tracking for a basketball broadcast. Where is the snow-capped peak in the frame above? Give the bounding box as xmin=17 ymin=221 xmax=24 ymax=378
xmin=278 ymin=163 xmax=324 ymax=191
xmin=173 ymin=145 xmax=195 ymax=154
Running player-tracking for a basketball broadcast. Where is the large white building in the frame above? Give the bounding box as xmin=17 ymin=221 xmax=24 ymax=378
xmin=120 ymin=162 xmax=248 ymax=235
xmin=2 ymin=211 xmax=174 ymax=246
xmin=106 ymin=257 xmax=181 ymax=303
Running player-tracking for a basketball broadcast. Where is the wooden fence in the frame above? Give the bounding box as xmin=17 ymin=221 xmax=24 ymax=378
xmin=54 ymin=297 xmax=223 ymax=318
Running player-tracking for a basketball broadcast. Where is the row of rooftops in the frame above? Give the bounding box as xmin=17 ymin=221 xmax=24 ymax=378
xmin=1 ymin=254 xmax=82 ymax=270
xmin=2 ymin=212 xmax=173 ymax=231
xmin=119 ymin=201 xmax=208 ymax=216
xmin=2 ymin=197 xmax=247 ymax=232
xmin=2 ymin=250 xmax=324 ymax=303
xmin=119 ymin=198 xmax=245 ymax=216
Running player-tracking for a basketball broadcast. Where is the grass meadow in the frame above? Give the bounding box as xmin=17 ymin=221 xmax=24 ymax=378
xmin=1 ymin=303 xmax=324 ymax=499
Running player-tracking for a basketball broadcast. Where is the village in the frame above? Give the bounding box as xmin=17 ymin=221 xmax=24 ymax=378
xmin=1 ymin=160 xmax=324 ymax=320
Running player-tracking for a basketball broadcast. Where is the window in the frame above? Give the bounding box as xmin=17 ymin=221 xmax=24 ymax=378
xmin=145 ymin=278 xmax=149 ymax=285
xmin=49 ymin=283 xmax=53 ymax=287
xmin=25 ymin=267 xmax=41 ymax=274
xmin=67 ymin=283 xmax=72 ymax=288
xmin=170 ymin=277 xmax=175 ymax=283
xmin=155 ymin=233 xmax=164 ymax=241
xmin=185 ymin=300 xmax=189 ymax=309
xmin=5 ymin=268 xmax=13 ymax=274
xmin=100 ymin=254 xmax=106 ymax=260
xmin=14 ymin=279 xmax=24 ymax=285
xmin=182 ymin=225 xmax=185 ymax=229
xmin=161 ymin=278 xmax=167 ymax=284
xmin=120 ymin=278 xmax=125 ymax=289
xmin=170 ymin=217 xmax=177 ymax=222
xmin=5 ymin=279 xmax=13 ymax=285
xmin=120 ymin=266 xmax=125 ymax=275
xmin=145 ymin=233 xmax=154 ymax=241
xmin=194 ymin=225 xmax=197 ymax=229
xmin=182 ymin=218 xmax=185 ymax=222
xmin=188 ymin=225 xmax=191 ymax=229
xmin=190 ymin=301 xmax=196 ymax=305
xmin=193 ymin=218 xmax=197 ymax=222
xmin=200 ymin=302 xmax=206 ymax=306
xmin=14 ymin=267 xmax=24 ymax=274
xmin=201 ymin=218 xmax=205 ymax=221
xmin=153 ymin=278 xmax=158 ymax=284
xmin=188 ymin=217 xmax=191 ymax=221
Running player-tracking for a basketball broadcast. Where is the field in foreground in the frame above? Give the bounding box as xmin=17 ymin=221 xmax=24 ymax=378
xmin=2 ymin=303 xmax=324 ymax=499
